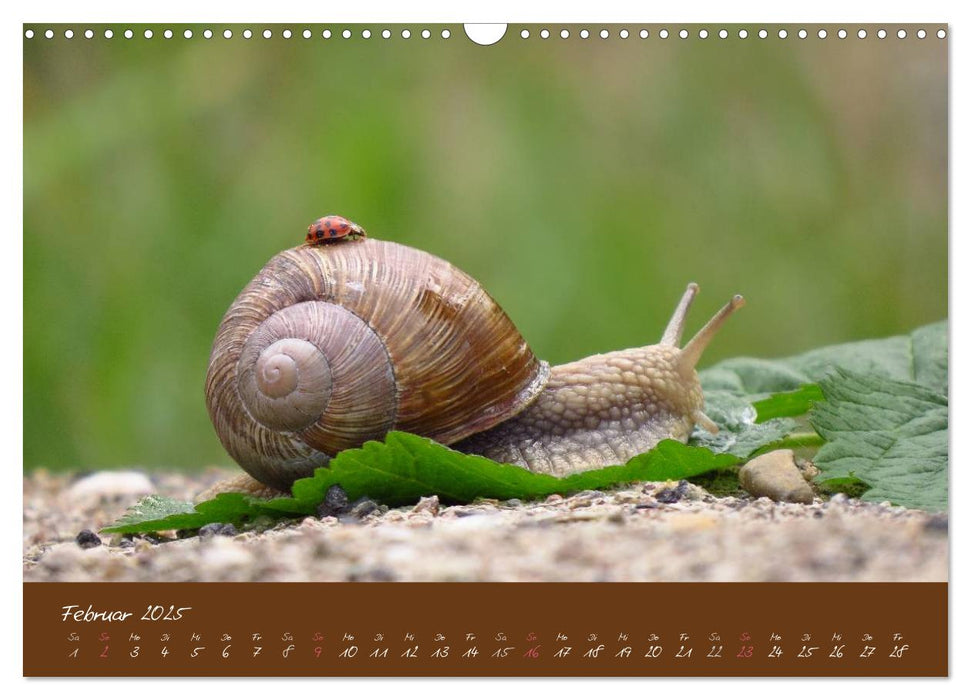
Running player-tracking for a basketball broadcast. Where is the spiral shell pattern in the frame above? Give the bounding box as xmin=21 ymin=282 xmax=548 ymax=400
xmin=205 ymin=238 xmax=550 ymax=490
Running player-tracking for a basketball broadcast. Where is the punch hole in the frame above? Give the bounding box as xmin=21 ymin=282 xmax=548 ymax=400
xmin=263 ymin=29 xmax=271 ymax=39
xmin=718 ymin=29 xmax=728 ymax=39
xmin=325 ymin=29 xmax=334 ymax=39
xmin=579 ymin=29 xmax=589 ymax=39
xmin=421 ymin=29 xmax=430 ymax=39
xmin=124 ymin=29 xmax=133 ymax=39
xmin=917 ymin=29 xmax=926 ymax=39
xmin=363 ymin=30 xmax=372 ymax=39
xmin=342 ymin=29 xmax=351 ymax=39
xmin=203 ymin=29 xmax=212 ymax=39
xmin=64 ymin=29 xmax=74 ymax=39
xmin=184 ymin=29 xmax=193 ymax=39
xmin=223 ymin=29 xmax=232 ymax=39
xmin=857 ymin=29 xmax=867 ymax=38
xmin=639 ymin=29 xmax=648 ymax=39
xmin=143 ymin=29 xmax=152 ymax=39
xmin=659 ymin=29 xmax=669 ymax=39
xmin=441 ymin=29 xmax=451 ymax=39
xmin=620 ymin=29 xmax=629 ymax=39
xmin=679 ymin=29 xmax=689 ymax=39
xmin=560 ymin=29 xmax=569 ymax=39
xmin=699 ymin=29 xmax=709 ymax=39
xmin=44 ymin=29 xmax=53 ymax=39
xmin=600 ymin=29 xmax=609 ymax=39
xmin=25 ymin=29 xmax=34 ymax=38
xmin=937 ymin=29 xmax=946 ymax=38
xmin=877 ymin=29 xmax=887 ymax=39
xmin=798 ymin=29 xmax=807 ymax=39
xmin=520 ymin=29 xmax=529 ymax=39
xmin=104 ymin=29 xmax=113 ymax=38
xmin=540 ymin=29 xmax=550 ymax=39
xmin=738 ymin=29 xmax=748 ymax=38
xmin=897 ymin=29 xmax=907 ymax=39
xmin=817 ymin=29 xmax=827 ymax=39
xmin=163 ymin=29 xmax=173 ymax=39
xmin=838 ymin=29 xmax=847 ymax=39
xmin=778 ymin=29 xmax=788 ymax=38
xmin=402 ymin=29 xmax=411 ymax=39
xmin=464 ymin=24 xmax=507 ymax=46
xmin=381 ymin=29 xmax=390 ymax=39
xmin=758 ymin=29 xmax=767 ymax=39
xmin=243 ymin=29 xmax=252 ymax=39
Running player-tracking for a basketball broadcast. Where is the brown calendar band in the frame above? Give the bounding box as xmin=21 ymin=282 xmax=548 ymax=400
xmin=23 ymin=582 xmax=947 ymax=677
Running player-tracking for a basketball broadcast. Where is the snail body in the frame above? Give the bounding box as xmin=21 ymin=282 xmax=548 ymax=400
xmin=205 ymin=218 xmax=743 ymax=491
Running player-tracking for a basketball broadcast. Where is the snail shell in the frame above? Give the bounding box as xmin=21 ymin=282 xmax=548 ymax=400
xmin=205 ymin=238 xmax=550 ymax=491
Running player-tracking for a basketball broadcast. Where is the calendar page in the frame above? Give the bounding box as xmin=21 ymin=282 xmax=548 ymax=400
xmin=22 ymin=20 xmax=948 ymax=678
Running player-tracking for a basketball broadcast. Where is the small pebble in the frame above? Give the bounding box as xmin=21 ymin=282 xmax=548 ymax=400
xmin=413 ymin=495 xmax=440 ymax=516
xmin=796 ymin=459 xmax=820 ymax=481
xmin=198 ymin=522 xmax=238 ymax=538
xmin=197 ymin=523 xmax=221 ymax=538
xmin=349 ymin=497 xmax=380 ymax=519
xmin=655 ymin=481 xmax=689 ymax=504
xmin=739 ymin=450 xmax=814 ymax=505
xmin=75 ymin=529 xmax=102 ymax=549
xmin=316 ymin=484 xmax=351 ymax=518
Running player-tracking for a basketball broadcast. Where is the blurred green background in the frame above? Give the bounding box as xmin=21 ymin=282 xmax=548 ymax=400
xmin=24 ymin=24 xmax=947 ymax=471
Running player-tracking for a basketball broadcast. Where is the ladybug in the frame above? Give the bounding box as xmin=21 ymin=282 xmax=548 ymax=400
xmin=305 ymin=215 xmax=367 ymax=245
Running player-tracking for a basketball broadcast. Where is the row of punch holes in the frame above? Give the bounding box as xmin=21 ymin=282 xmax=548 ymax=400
xmin=24 ymin=26 xmax=948 ymax=42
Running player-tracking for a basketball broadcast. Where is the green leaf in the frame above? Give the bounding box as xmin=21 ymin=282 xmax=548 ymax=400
xmin=103 ymin=434 xmax=739 ymax=534
xmin=278 ymin=433 xmax=740 ymax=508
xmin=101 ymin=495 xmax=198 ymax=533
xmin=101 ymin=493 xmax=310 ymax=534
xmin=810 ymin=368 xmax=948 ymax=512
xmin=700 ymin=321 xmax=947 ymax=397
xmin=752 ymin=384 xmax=825 ymax=422
xmin=697 ymin=322 xmax=947 ymax=466
xmin=689 ymin=389 xmax=797 ymax=458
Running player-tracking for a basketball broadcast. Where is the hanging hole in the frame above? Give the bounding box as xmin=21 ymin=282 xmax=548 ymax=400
xmin=464 ymin=23 xmax=507 ymax=46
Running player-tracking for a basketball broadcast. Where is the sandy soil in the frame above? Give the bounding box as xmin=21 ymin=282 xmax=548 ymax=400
xmin=23 ymin=468 xmax=948 ymax=582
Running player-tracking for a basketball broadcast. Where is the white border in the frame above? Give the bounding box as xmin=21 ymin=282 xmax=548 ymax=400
xmin=6 ymin=0 xmax=966 ymax=698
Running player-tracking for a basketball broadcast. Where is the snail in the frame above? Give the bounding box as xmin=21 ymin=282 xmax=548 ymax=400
xmin=204 ymin=216 xmax=744 ymax=493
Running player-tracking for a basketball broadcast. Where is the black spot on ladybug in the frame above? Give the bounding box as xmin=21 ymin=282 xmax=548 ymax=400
xmin=329 ymin=228 xmax=338 ymax=236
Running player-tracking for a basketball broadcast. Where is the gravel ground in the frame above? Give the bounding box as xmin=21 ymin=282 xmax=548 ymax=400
xmin=23 ymin=468 xmax=948 ymax=582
